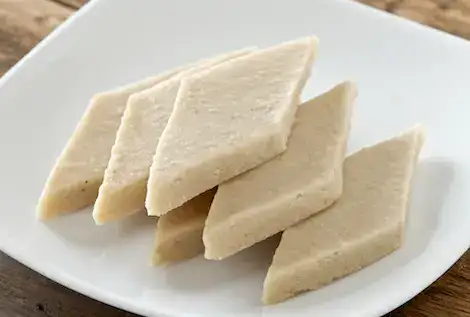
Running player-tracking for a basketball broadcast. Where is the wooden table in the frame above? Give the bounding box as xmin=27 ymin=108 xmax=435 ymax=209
xmin=0 ymin=0 xmax=469 ymax=316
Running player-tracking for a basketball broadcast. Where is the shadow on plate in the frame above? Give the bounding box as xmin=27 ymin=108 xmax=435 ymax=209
xmin=43 ymin=208 xmax=155 ymax=249
xmin=163 ymin=234 xmax=281 ymax=291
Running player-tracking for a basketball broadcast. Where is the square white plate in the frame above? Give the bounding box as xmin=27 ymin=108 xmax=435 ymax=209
xmin=0 ymin=0 xmax=469 ymax=316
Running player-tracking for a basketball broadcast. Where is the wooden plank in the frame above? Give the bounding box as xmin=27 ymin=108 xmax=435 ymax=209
xmin=0 ymin=254 xmax=136 ymax=317
xmin=0 ymin=0 xmax=469 ymax=317
xmin=0 ymin=0 xmax=73 ymax=74
xmin=359 ymin=0 xmax=470 ymax=39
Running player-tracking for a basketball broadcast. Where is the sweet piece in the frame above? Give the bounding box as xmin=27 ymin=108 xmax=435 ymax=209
xmin=146 ymin=36 xmax=319 ymax=216
xmin=93 ymin=49 xmax=252 ymax=224
xmin=36 ymin=66 xmax=188 ymax=220
xmin=152 ymin=188 xmax=216 ymax=265
xmin=262 ymin=125 xmax=426 ymax=304
xmin=203 ymin=82 xmax=356 ymax=260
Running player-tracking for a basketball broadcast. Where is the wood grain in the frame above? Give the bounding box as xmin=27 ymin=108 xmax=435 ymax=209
xmin=0 ymin=0 xmax=469 ymax=317
xmin=0 ymin=255 xmax=136 ymax=317
xmin=0 ymin=0 xmax=71 ymax=74
xmin=359 ymin=0 xmax=470 ymax=39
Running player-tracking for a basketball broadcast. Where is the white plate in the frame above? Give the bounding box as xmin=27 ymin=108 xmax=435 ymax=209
xmin=0 ymin=0 xmax=469 ymax=316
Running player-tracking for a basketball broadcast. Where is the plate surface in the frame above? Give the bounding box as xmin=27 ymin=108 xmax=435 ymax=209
xmin=0 ymin=0 xmax=469 ymax=316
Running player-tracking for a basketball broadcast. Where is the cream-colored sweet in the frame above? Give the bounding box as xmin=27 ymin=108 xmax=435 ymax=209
xmin=37 ymin=67 xmax=189 ymax=220
xmin=146 ymin=37 xmax=319 ymax=216
xmin=203 ymin=82 xmax=356 ymax=260
xmin=262 ymin=126 xmax=426 ymax=305
xmin=152 ymin=188 xmax=216 ymax=265
xmin=92 ymin=50 xmax=252 ymax=225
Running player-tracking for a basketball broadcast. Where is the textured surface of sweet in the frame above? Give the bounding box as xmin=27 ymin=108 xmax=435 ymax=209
xmin=204 ymin=82 xmax=356 ymax=260
xmin=36 ymin=67 xmax=184 ymax=220
xmin=92 ymin=49 xmax=252 ymax=224
xmin=152 ymin=188 xmax=216 ymax=265
xmin=262 ymin=126 xmax=426 ymax=304
xmin=146 ymin=37 xmax=319 ymax=216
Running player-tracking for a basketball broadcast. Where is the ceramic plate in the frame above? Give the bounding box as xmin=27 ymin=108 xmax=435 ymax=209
xmin=0 ymin=0 xmax=469 ymax=316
